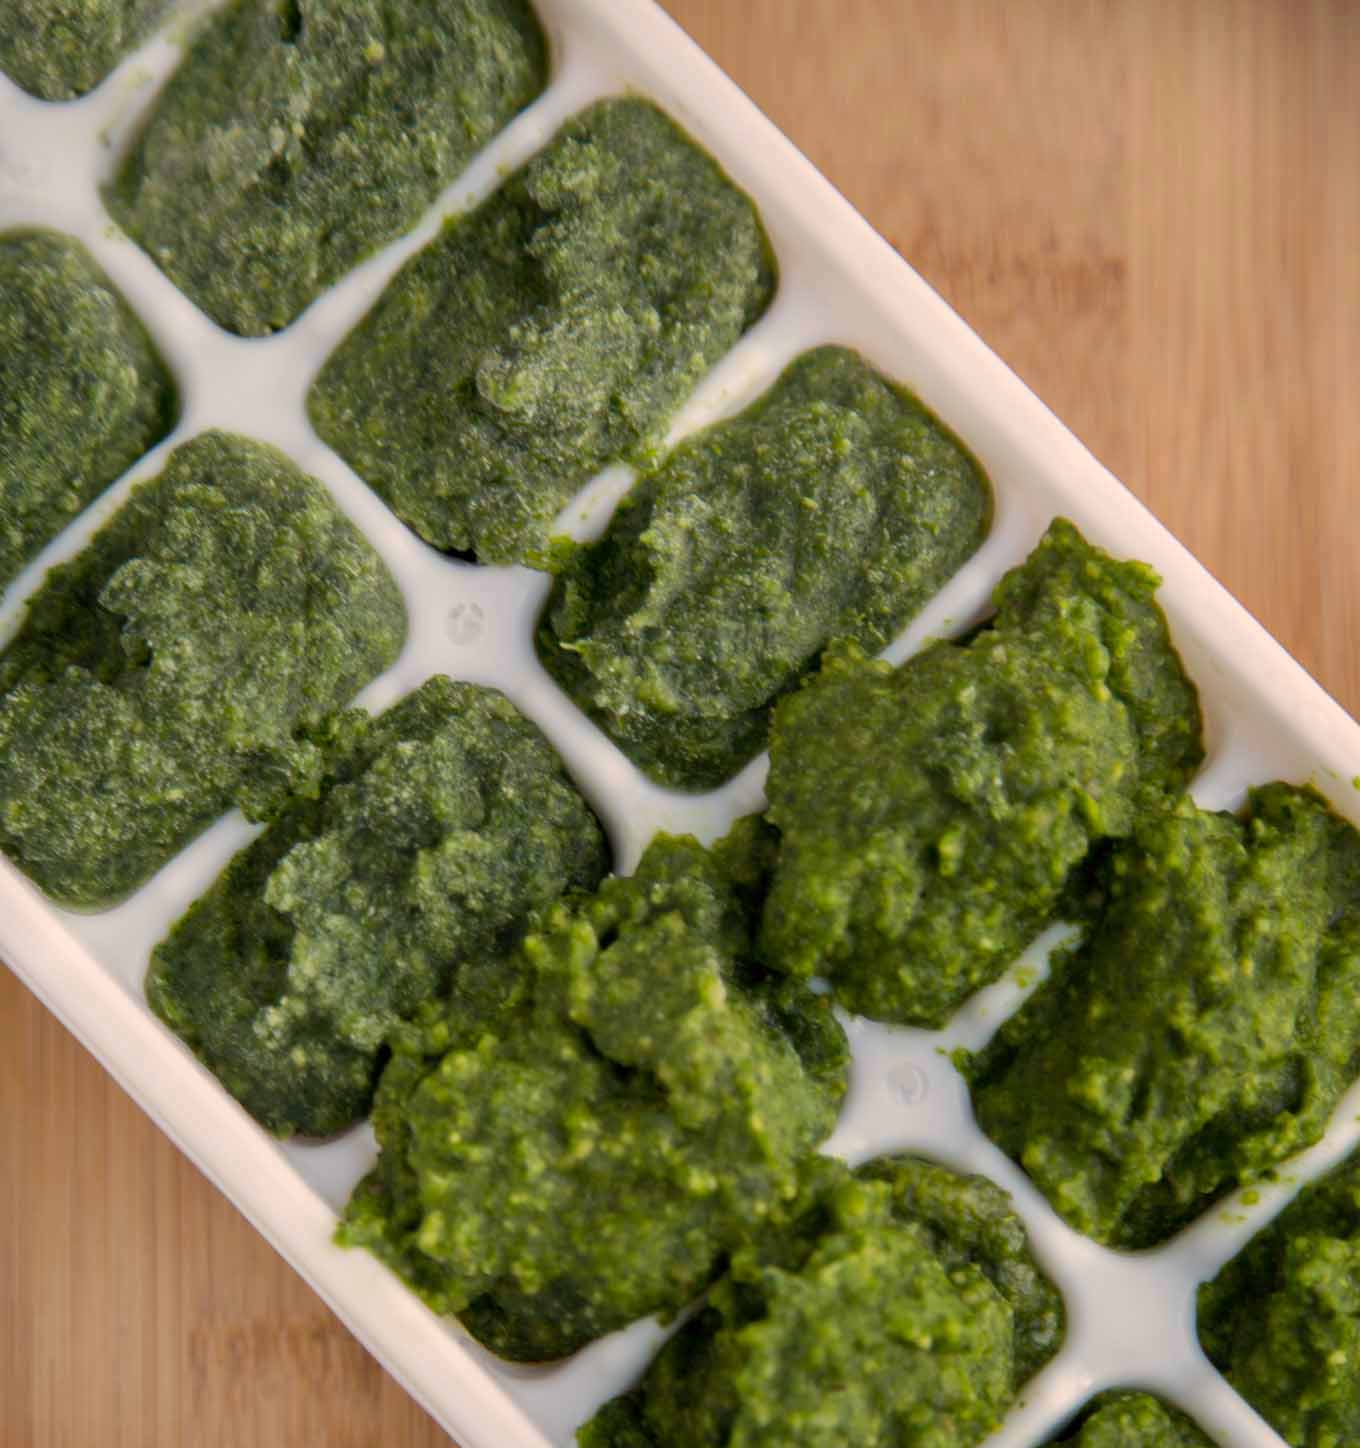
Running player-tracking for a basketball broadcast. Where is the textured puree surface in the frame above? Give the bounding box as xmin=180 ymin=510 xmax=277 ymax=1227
xmin=1047 ymin=1393 xmax=1216 ymax=1447
xmin=309 ymin=96 xmax=776 ymax=565
xmin=146 ymin=676 xmax=607 ymax=1137
xmin=6 ymin=5 xmax=1360 ymax=1445
xmin=0 ymin=431 xmax=405 ymax=907
xmin=0 ymin=0 xmax=169 ymax=100
xmin=338 ymin=829 xmax=847 ymax=1361
xmin=1199 ymin=1149 xmax=1360 ymax=1448
xmin=579 ymin=1156 xmax=1062 ymax=1448
xmin=0 ymin=230 xmax=175 ymax=591
xmin=536 ymin=346 xmax=992 ymax=791
xmin=970 ymin=784 xmax=1360 ymax=1249
xmin=107 ymin=0 xmax=547 ymax=335
xmin=760 ymin=518 xmax=1203 ymax=1026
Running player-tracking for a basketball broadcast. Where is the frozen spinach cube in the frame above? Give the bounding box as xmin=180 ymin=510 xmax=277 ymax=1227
xmin=147 ymin=676 xmax=608 ymax=1137
xmin=537 ymin=347 xmax=991 ymax=790
xmin=0 ymin=431 xmax=405 ymax=906
xmin=0 ymin=0 xmax=169 ymax=100
xmin=0 ymin=230 xmax=175 ymax=591
xmin=309 ymin=97 xmax=777 ymax=565
xmin=107 ymin=0 xmax=548 ymax=335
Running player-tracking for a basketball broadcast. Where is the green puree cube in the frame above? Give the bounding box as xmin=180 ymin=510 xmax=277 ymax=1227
xmin=537 ymin=346 xmax=991 ymax=790
xmin=0 ymin=230 xmax=175 ymax=591
xmin=579 ymin=1156 xmax=1063 ymax=1448
xmin=0 ymin=0 xmax=169 ymax=101
xmin=1048 ymin=1393 xmax=1216 ymax=1446
xmin=106 ymin=0 xmax=549 ymax=336
xmin=760 ymin=519 xmax=1204 ymax=1027
xmin=146 ymin=676 xmax=608 ymax=1138
xmin=1199 ymin=1150 xmax=1360 ymax=1447
xmin=308 ymin=97 xmax=777 ymax=565
xmin=970 ymin=783 xmax=1360 ymax=1249
xmin=338 ymin=828 xmax=848 ymax=1361
xmin=0 ymin=431 xmax=405 ymax=908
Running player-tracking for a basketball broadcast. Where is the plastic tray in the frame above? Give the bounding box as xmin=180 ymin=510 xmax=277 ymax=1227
xmin=2 ymin=3 xmax=1357 ymax=1444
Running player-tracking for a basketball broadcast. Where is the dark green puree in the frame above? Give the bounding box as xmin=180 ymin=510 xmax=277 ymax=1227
xmin=309 ymin=97 xmax=777 ymax=564
xmin=1048 ymin=1393 xmax=1215 ymax=1447
xmin=537 ymin=346 xmax=991 ymax=791
xmin=147 ymin=676 xmax=607 ymax=1136
xmin=0 ymin=230 xmax=175 ymax=591
xmin=760 ymin=519 xmax=1203 ymax=1026
xmin=1199 ymin=1148 xmax=1360 ymax=1448
xmin=970 ymin=783 xmax=1360 ymax=1248
xmin=580 ymin=1156 xmax=1062 ymax=1448
xmin=337 ymin=827 xmax=847 ymax=1361
xmin=0 ymin=431 xmax=404 ymax=906
xmin=8 ymin=17 xmax=1359 ymax=1433
xmin=108 ymin=0 xmax=548 ymax=335
xmin=0 ymin=0 xmax=169 ymax=100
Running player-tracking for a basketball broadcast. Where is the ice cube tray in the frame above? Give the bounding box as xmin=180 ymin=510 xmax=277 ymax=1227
xmin=3 ymin=2 xmax=1357 ymax=1445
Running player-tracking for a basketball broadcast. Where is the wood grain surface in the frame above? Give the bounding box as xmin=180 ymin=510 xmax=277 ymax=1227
xmin=4 ymin=2 xmax=1359 ymax=1444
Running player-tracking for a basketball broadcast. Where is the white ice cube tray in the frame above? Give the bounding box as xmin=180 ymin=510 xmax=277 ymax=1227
xmin=2 ymin=2 xmax=1357 ymax=1444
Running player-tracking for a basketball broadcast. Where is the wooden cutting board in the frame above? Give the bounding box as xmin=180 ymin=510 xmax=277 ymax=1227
xmin=4 ymin=2 xmax=1358 ymax=1443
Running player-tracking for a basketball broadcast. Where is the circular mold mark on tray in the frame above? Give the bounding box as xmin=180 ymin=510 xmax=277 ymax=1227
xmin=888 ymin=1061 xmax=930 ymax=1107
xmin=0 ymin=147 xmax=47 ymax=196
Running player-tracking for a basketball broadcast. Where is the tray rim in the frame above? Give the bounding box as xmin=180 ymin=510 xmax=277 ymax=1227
xmin=3 ymin=2 xmax=1358 ymax=1445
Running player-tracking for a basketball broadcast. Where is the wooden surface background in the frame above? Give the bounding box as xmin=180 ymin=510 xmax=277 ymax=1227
xmin=4 ymin=2 xmax=1359 ymax=1443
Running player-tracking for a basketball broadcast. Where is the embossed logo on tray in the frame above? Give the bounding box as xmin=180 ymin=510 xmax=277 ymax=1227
xmin=445 ymin=601 xmax=486 ymax=647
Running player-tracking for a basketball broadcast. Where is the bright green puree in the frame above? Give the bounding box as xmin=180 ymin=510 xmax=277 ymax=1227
xmin=581 ymin=1155 xmax=1062 ymax=1447
xmin=337 ymin=827 xmax=847 ymax=1361
xmin=1047 ymin=1393 xmax=1215 ymax=1447
xmin=1200 ymin=1149 xmax=1360 ymax=1447
xmin=971 ymin=783 xmax=1360 ymax=1248
xmin=760 ymin=519 xmax=1203 ymax=1026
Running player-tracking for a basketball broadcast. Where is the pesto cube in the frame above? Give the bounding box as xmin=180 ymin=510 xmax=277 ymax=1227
xmin=1199 ymin=1148 xmax=1360 ymax=1447
xmin=971 ymin=783 xmax=1360 ymax=1248
xmin=338 ymin=828 xmax=847 ymax=1361
xmin=760 ymin=519 xmax=1204 ymax=1027
xmin=581 ymin=1156 xmax=1063 ymax=1448
xmin=1047 ymin=1394 xmax=1216 ymax=1447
